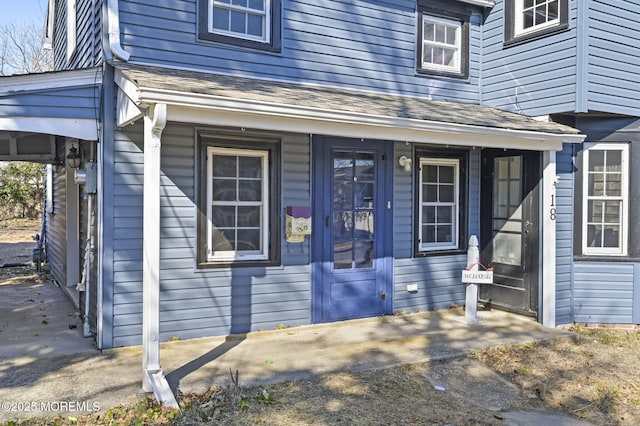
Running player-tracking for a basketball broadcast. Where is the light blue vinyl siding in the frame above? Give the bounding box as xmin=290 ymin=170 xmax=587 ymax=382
xmin=394 ymin=256 xmax=467 ymax=313
xmin=72 ymin=0 xmax=102 ymax=68
xmin=392 ymin=143 xmax=480 ymax=313
xmin=46 ymin=143 xmax=69 ymax=285
xmin=482 ymin=0 xmax=640 ymax=117
xmin=117 ymin=0 xmax=482 ymax=103
xmin=572 ymin=262 xmax=635 ymax=324
xmin=0 ymin=85 xmax=99 ymax=121
xmin=53 ymin=0 xmax=102 ymax=71
xmin=586 ymin=0 xmax=640 ymax=116
xmin=108 ymin=123 xmax=311 ymax=348
xmin=480 ymin=0 xmax=578 ymax=116
xmin=555 ymin=144 xmax=575 ymax=325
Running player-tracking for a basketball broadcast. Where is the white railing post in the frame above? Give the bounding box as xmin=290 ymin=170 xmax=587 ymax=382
xmin=456 ymin=235 xmax=487 ymax=325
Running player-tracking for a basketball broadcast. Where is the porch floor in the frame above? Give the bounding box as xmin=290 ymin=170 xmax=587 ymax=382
xmin=0 ymin=308 xmax=577 ymax=423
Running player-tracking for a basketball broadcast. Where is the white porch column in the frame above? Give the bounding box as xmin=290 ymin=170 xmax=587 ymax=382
xmin=541 ymin=150 xmax=557 ymax=328
xmin=142 ymin=103 xmax=166 ymax=392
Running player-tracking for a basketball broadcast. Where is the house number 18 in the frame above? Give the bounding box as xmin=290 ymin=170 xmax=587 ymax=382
xmin=550 ymin=194 xmax=556 ymax=221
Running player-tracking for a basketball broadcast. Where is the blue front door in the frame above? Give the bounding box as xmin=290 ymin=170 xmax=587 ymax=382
xmin=312 ymin=137 xmax=393 ymax=323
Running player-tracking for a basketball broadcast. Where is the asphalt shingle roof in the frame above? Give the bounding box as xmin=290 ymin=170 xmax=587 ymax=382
xmin=115 ymin=63 xmax=579 ymax=136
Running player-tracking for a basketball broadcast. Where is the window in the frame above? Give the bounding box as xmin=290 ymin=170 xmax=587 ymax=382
xmin=416 ymin=1 xmax=471 ymax=78
xmin=421 ymin=16 xmax=462 ymax=74
xmin=415 ymin=150 xmax=467 ymax=254
xmin=505 ymin=0 xmax=568 ymax=44
xmin=198 ymin=131 xmax=281 ymax=267
xmin=210 ymin=0 xmax=270 ymax=42
xmin=582 ymin=143 xmax=629 ymax=256
xmin=198 ymin=0 xmax=281 ymax=52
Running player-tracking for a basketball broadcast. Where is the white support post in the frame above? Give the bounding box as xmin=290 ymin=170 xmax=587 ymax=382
xmin=541 ymin=150 xmax=557 ymax=328
xmin=141 ymin=103 xmax=178 ymax=408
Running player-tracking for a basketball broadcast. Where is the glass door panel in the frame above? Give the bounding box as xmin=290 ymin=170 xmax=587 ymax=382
xmin=332 ymin=151 xmax=375 ymax=270
xmin=492 ymin=156 xmax=523 ymax=266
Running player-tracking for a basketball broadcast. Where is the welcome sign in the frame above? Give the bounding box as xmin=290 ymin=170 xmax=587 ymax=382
xmin=461 ymin=270 xmax=493 ymax=284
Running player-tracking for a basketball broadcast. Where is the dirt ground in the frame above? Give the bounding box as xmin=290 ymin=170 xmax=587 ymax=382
xmin=0 ymin=218 xmax=40 ymax=269
xmin=1 ymin=218 xmax=639 ymax=426
xmin=170 ymin=328 xmax=639 ymax=426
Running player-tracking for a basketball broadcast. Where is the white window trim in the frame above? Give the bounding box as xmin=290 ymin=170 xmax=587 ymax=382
xmin=418 ymin=158 xmax=460 ymax=252
xmin=206 ymin=146 xmax=269 ymax=262
xmin=421 ymin=15 xmax=462 ymax=73
xmin=581 ymin=142 xmax=629 ymax=256
xmin=514 ymin=0 xmax=560 ymax=37
xmin=67 ymin=0 xmax=77 ymax=62
xmin=208 ymin=0 xmax=271 ymax=43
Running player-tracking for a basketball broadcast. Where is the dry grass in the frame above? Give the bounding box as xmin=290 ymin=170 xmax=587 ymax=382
xmin=6 ymin=328 xmax=639 ymax=426
xmin=2 ymin=218 xmax=638 ymax=426
xmin=474 ymin=326 xmax=640 ymax=425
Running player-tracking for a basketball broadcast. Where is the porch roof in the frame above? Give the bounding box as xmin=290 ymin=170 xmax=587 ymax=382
xmin=115 ymin=63 xmax=584 ymax=150
xmin=0 ymin=68 xmax=101 ymax=162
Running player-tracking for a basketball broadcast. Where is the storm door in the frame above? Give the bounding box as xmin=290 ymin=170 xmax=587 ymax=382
xmin=312 ymin=137 xmax=393 ymax=323
xmin=480 ymin=150 xmax=540 ymax=317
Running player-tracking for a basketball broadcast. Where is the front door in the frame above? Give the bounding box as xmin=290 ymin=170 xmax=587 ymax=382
xmin=312 ymin=137 xmax=393 ymax=323
xmin=480 ymin=150 xmax=540 ymax=317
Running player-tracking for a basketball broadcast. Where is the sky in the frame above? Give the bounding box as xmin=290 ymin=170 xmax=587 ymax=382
xmin=0 ymin=0 xmax=49 ymax=26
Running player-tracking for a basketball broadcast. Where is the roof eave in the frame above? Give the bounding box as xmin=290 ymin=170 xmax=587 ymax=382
xmin=121 ymin=85 xmax=582 ymax=151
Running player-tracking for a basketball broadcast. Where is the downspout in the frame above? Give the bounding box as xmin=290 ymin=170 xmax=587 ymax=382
xmin=107 ymin=0 xmax=130 ymax=61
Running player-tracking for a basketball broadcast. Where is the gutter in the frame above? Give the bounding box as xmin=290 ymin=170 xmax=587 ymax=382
xmin=131 ymin=85 xmax=586 ymax=146
xmin=107 ymin=0 xmax=130 ymax=61
xmin=458 ymin=0 xmax=495 ymax=7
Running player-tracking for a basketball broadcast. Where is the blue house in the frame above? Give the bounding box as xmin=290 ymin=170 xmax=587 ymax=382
xmin=1 ymin=0 xmax=637 ymax=400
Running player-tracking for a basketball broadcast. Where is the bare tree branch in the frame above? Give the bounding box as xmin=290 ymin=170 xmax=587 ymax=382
xmin=0 ymin=10 xmax=53 ymax=76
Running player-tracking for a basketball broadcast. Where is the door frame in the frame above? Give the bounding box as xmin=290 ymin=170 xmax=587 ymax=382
xmin=311 ymin=136 xmax=394 ymax=323
xmin=480 ymin=149 xmax=540 ymax=317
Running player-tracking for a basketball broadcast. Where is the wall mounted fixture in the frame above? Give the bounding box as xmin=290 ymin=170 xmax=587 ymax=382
xmin=66 ymin=145 xmax=81 ymax=169
xmin=398 ymin=155 xmax=412 ymax=172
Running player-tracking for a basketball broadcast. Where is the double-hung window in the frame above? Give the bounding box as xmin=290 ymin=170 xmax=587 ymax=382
xmin=198 ymin=132 xmax=281 ymax=267
xmin=199 ymin=0 xmax=281 ymax=51
xmin=582 ymin=143 xmax=629 ymax=256
xmin=210 ymin=0 xmax=270 ymax=43
xmin=418 ymin=158 xmax=461 ymax=252
xmin=416 ymin=1 xmax=471 ymax=79
xmin=505 ymin=0 xmax=568 ymax=44
xmin=421 ymin=16 xmax=462 ymax=74
xmin=208 ymin=147 xmax=268 ymax=261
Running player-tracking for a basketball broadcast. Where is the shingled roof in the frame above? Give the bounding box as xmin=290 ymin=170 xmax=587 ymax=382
xmin=115 ymin=63 xmax=579 ymax=136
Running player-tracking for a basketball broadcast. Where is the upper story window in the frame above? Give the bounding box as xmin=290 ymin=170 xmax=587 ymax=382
xmin=210 ymin=0 xmax=270 ymax=43
xmin=198 ymin=0 xmax=281 ymax=52
xmin=505 ymin=0 xmax=569 ymax=44
xmin=582 ymin=143 xmax=629 ymax=256
xmin=421 ymin=16 xmax=462 ymax=74
xmin=417 ymin=0 xmax=471 ymax=79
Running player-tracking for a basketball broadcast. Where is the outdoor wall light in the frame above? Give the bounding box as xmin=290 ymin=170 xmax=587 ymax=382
xmin=66 ymin=145 xmax=81 ymax=169
xmin=398 ymin=155 xmax=412 ymax=172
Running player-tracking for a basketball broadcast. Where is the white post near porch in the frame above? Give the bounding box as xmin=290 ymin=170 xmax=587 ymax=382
xmin=141 ymin=103 xmax=178 ymax=407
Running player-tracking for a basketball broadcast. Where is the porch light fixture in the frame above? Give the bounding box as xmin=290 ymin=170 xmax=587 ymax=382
xmin=398 ymin=155 xmax=412 ymax=172
xmin=66 ymin=145 xmax=81 ymax=169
